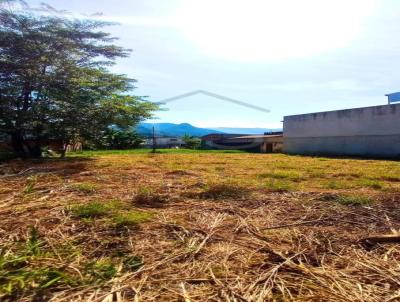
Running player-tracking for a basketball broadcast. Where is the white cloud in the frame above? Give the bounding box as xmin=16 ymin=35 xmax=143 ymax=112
xmin=94 ymin=15 xmax=175 ymax=27
xmin=259 ymin=80 xmax=366 ymax=92
xmin=174 ymin=0 xmax=378 ymax=62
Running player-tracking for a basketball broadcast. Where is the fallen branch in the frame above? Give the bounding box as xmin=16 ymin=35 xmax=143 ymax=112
xmin=259 ymin=218 xmax=329 ymax=231
xmin=361 ymin=234 xmax=400 ymax=247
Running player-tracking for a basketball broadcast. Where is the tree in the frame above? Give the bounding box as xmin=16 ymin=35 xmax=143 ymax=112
xmin=182 ymin=134 xmax=201 ymax=149
xmin=0 ymin=7 xmax=157 ymax=157
xmin=95 ymin=127 xmax=143 ymax=150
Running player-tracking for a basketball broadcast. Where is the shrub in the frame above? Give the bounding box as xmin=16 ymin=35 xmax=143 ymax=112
xmin=182 ymin=134 xmax=201 ymax=149
xmin=93 ymin=128 xmax=144 ymax=150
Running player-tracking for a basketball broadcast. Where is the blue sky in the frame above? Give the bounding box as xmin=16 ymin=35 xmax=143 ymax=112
xmin=27 ymin=0 xmax=400 ymax=128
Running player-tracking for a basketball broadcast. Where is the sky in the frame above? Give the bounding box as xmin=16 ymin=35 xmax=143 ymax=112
xmin=26 ymin=0 xmax=400 ymax=128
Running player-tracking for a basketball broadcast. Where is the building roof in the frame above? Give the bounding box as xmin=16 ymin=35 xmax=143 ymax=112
xmin=385 ymin=92 xmax=400 ymax=104
xmin=385 ymin=92 xmax=400 ymax=96
xmin=201 ymin=133 xmax=249 ymax=140
xmin=228 ymin=134 xmax=283 ymax=140
xmin=284 ymin=103 xmax=400 ymax=119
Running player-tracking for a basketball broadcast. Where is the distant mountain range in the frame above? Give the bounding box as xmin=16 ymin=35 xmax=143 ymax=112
xmin=136 ymin=123 xmax=223 ymax=137
xmin=136 ymin=123 xmax=282 ymax=137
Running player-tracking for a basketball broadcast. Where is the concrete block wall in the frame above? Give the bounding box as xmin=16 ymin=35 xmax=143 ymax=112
xmin=283 ymin=104 xmax=400 ymax=158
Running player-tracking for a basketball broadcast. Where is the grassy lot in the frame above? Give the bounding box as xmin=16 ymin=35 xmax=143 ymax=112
xmin=0 ymin=151 xmax=399 ymax=301
xmin=68 ymin=148 xmax=246 ymax=157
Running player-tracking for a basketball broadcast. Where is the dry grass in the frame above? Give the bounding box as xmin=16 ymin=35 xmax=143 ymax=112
xmin=0 ymin=152 xmax=399 ymax=301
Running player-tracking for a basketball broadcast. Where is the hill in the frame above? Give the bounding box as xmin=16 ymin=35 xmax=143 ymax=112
xmin=136 ymin=123 xmax=283 ymax=137
xmin=136 ymin=123 xmax=223 ymax=137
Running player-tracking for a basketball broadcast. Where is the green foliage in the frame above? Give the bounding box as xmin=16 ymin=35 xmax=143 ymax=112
xmin=70 ymin=200 xmax=153 ymax=229
xmin=332 ymin=194 xmax=372 ymax=206
xmin=26 ymin=227 xmax=42 ymax=256
xmin=123 ymin=255 xmax=144 ymax=271
xmin=23 ymin=176 xmax=37 ymax=194
xmin=0 ymin=257 xmax=77 ymax=297
xmin=0 ymin=7 xmax=157 ymax=158
xmin=70 ymin=183 xmax=98 ymax=194
xmin=0 ymin=228 xmax=78 ymax=298
xmin=182 ymin=134 xmax=201 ymax=149
xmin=71 ymin=202 xmax=108 ymax=218
xmin=324 ymin=180 xmax=351 ymax=190
xmin=0 ymin=222 xmax=147 ymax=298
xmin=85 ymin=259 xmax=117 ymax=282
xmin=265 ymin=179 xmax=293 ymax=192
xmin=113 ymin=211 xmax=154 ymax=227
xmin=358 ymin=179 xmax=384 ymax=190
xmin=94 ymin=127 xmax=144 ymax=150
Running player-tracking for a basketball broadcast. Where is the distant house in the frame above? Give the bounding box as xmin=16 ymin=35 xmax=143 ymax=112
xmin=201 ymin=133 xmax=283 ymax=153
xmin=142 ymin=136 xmax=184 ymax=149
xmin=385 ymin=92 xmax=400 ymax=104
xmin=229 ymin=134 xmax=283 ymax=153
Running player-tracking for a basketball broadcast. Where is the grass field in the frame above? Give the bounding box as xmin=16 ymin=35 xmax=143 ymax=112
xmin=0 ymin=150 xmax=399 ymax=301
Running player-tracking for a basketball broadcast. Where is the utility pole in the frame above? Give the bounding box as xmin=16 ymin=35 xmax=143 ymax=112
xmin=152 ymin=126 xmax=156 ymax=153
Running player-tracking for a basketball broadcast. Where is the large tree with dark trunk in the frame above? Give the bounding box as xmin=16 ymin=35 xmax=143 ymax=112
xmin=0 ymin=5 xmax=157 ymax=158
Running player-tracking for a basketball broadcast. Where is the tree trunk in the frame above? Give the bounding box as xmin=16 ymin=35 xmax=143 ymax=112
xmin=27 ymin=141 xmax=42 ymax=158
xmin=11 ymin=131 xmax=42 ymax=159
xmin=28 ymin=128 xmax=43 ymax=158
xmin=60 ymin=148 xmax=66 ymax=158
xmin=60 ymin=141 xmax=68 ymax=158
xmin=11 ymin=131 xmax=27 ymax=158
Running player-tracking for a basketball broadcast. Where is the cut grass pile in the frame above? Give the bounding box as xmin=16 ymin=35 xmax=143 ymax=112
xmin=0 ymin=152 xmax=399 ymax=301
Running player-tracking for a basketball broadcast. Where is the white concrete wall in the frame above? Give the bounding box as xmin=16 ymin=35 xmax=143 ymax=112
xmin=283 ymin=104 xmax=400 ymax=157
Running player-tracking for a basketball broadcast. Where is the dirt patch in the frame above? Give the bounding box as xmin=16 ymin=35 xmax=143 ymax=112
xmin=165 ymin=169 xmax=197 ymax=177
